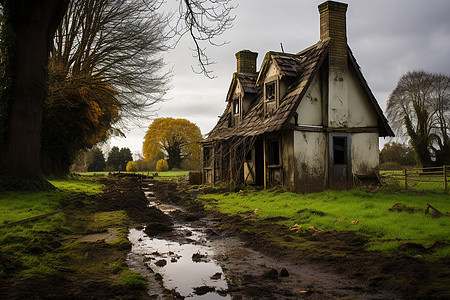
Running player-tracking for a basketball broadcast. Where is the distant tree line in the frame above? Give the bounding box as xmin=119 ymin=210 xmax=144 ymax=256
xmin=71 ymin=145 xmax=182 ymax=173
xmin=379 ymin=142 xmax=417 ymax=169
xmin=72 ymin=146 xmax=132 ymax=172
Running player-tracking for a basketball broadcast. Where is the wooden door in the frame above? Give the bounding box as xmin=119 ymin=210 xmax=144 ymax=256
xmin=329 ymin=133 xmax=351 ymax=189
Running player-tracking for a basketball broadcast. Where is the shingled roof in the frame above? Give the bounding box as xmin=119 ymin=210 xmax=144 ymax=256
xmin=205 ymin=38 xmax=393 ymax=142
xmin=226 ymin=72 xmax=258 ymax=103
xmin=206 ymin=40 xmax=329 ymax=141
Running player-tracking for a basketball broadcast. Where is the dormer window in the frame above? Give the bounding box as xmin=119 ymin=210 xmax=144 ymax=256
xmin=265 ymin=81 xmax=276 ymax=101
xmin=233 ymin=98 xmax=240 ymax=115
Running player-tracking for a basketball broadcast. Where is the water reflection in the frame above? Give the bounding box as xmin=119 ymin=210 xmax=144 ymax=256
xmin=128 ymin=228 xmax=229 ymax=299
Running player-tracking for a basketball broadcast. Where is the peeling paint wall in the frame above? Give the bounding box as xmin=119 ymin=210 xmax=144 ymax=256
xmin=281 ymin=131 xmax=295 ymax=190
xmin=351 ymin=133 xmax=379 ymax=175
xmin=293 ymin=131 xmax=327 ymax=191
xmin=347 ymin=66 xmax=378 ymax=127
xmin=328 ymin=69 xmax=348 ymax=127
xmin=296 ymin=74 xmax=323 ymax=126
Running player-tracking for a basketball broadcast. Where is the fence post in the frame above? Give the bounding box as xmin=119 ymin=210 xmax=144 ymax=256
xmin=404 ymin=168 xmax=408 ymax=190
xmin=444 ymin=165 xmax=448 ymax=193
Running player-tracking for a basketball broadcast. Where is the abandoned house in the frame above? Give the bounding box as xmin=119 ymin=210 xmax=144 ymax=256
xmin=201 ymin=1 xmax=394 ymax=192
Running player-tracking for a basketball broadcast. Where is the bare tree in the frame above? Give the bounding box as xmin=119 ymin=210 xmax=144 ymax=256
xmin=387 ymin=71 xmax=450 ymax=166
xmin=168 ymin=0 xmax=235 ymax=78
xmin=0 ymin=0 xmax=235 ymax=187
xmin=51 ymin=0 xmax=170 ymax=122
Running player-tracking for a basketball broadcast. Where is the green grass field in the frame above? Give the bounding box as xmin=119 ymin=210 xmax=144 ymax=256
xmin=380 ymin=169 xmax=449 ymax=192
xmin=0 ymin=176 xmax=104 ymax=226
xmin=0 ymin=176 xmax=145 ymax=291
xmin=201 ymin=188 xmax=450 ymax=258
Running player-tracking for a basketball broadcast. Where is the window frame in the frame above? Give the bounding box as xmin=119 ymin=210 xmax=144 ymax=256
xmin=233 ymin=97 xmax=240 ymax=115
xmin=265 ymin=81 xmax=276 ymax=102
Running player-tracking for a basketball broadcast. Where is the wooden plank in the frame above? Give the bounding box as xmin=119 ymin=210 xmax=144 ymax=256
xmin=445 ymin=165 xmax=448 ymax=193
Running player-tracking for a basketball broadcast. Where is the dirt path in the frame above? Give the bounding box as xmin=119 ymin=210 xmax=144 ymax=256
xmin=3 ymin=176 xmax=446 ymax=299
xmin=134 ymin=179 xmax=403 ymax=299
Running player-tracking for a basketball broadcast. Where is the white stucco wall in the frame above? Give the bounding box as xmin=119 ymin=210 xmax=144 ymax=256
xmin=347 ymin=66 xmax=378 ymax=127
xmin=296 ymin=74 xmax=323 ymax=126
xmin=293 ymin=131 xmax=327 ymax=184
xmin=351 ymin=132 xmax=379 ymax=175
xmin=328 ymin=69 xmax=348 ymax=127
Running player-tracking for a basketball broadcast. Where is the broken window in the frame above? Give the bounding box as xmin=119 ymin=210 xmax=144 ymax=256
xmin=245 ymin=149 xmax=252 ymax=162
xmin=333 ymin=137 xmax=347 ymax=165
xmin=265 ymin=81 xmax=276 ymax=101
xmin=268 ymin=139 xmax=280 ymax=165
xmin=233 ymin=98 xmax=239 ymax=115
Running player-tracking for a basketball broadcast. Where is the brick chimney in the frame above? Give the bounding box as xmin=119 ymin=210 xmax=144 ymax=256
xmin=319 ymin=1 xmax=348 ymax=74
xmin=318 ymin=1 xmax=349 ymax=128
xmin=235 ymin=50 xmax=258 ymax=74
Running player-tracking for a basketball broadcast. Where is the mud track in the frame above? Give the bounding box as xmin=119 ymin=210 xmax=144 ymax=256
xmin=136 ymin=179 xmax=449 ymax=299
xmin=2 ymin=176 xmax=447 ymax=299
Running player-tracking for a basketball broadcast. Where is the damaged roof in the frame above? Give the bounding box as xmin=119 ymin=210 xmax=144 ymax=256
xmin=226 ymin=72 xmax=258 ymax=102
xmin=257 ymin=52 xmax=306 ymax=85
xmin=205 ymin=39 xmax=393 ymax=142
xmin=207 ymin=40 xmax=329 ymax=141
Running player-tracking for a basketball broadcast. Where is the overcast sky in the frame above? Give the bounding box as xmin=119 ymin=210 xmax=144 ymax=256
xmin=109 ymin=0 xmax=450 ymax=157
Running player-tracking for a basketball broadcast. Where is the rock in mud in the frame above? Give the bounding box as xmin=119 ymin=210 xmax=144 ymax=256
xmin=279 ymin=268 xmax=289 ymax=277
xmin=155 ymin=259 xmax=167 ymax=267
xmin=193 ymin=285 xmax=215 ymax=295
xmin=144 ymin=222 xmax=173 ymax=236
xmin=210 ymin=272 xmax=222 ymax=280
xmin=263 ymin=268 xmax=279 ymax=279
xmin=192 ymin=252 xmax=208 ymax=262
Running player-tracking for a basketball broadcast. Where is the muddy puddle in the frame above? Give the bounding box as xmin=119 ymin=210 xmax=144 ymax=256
xmin=128 ymin=184 xmax=230 ymax=299
xmin=129 ymin=182 xmax=398 ymax=300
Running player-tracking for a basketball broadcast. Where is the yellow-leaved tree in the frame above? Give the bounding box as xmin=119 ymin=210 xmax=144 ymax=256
xmin=143 ymin=118 xmax=202 ymax=170
xmin=126 ymin=161 xmax=138 ymax=172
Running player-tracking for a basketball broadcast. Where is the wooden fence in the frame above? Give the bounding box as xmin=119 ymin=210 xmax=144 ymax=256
xmin=380 ymin=165 xmax=448 ymax=193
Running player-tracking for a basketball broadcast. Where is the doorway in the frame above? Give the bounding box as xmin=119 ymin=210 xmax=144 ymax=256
xmin=329 ymin=133 xmax=351 ymax=189
xmin=254 ymin=140 xmax=264 ymax=186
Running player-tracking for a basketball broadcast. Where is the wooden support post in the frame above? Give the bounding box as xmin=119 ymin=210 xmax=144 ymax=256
xmin=404 ymin=168 xmax=408 ymax=190
xmin=444 ymin=165 xmax=448 ymax=193
xmin=263 ymin=136 xmax=267 ymax=189
xmin=212 ymin=145 xmax=215 ymax=185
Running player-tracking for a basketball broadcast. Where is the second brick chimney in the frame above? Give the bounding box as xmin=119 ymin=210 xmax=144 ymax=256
xmin=319 ymin=1 xmax=348 ymax=75
xmin=235 ymin=50 xmax=258 ymax=74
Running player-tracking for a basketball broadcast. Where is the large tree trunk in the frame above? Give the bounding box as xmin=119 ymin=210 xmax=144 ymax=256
xmin=0 ymin=0 xmax=68 ymax=181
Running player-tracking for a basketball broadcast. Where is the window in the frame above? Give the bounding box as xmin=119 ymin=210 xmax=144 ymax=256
xmin=203 ymin=146 xmax=213 ymax=167
xmin=233 ymin=98 xmax=239 ymax=115
xmin=265 ymin=81 xmax=276 ymax=101
xmin=245 ymin=149 xmax=252 ymax=162
xmin=268 ymin=140 xmax=280 ymax=165
xmin=333 ymin=137 xmax=346 ymax=165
